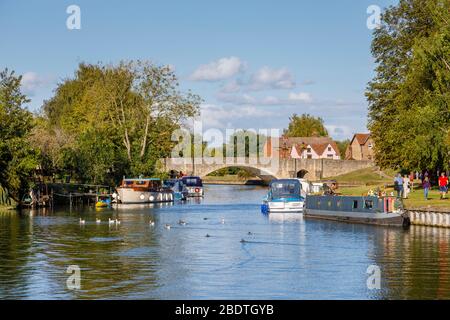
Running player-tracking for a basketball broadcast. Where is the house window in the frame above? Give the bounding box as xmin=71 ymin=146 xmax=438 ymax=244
xmin=328 ymin=147 xmax=331 ymax=151
xmin=307 ymin=147 xmax=311 ymax=153
xmin=368 ymin=143 xmax=373 ymax=149
xmin=307 ymin=155 xmax=312 ymax=159
xmin=327 ymin=154 xmax=333 ymax=158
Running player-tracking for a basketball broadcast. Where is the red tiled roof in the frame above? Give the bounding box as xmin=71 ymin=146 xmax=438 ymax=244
xmin=292 ymin=140 xmax=340 ymax=156
xmin=353 ymin=133 xmax=371 ymax=145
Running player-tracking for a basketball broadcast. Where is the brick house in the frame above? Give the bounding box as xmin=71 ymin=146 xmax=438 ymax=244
xmin=345 ymin=133 xmax=374 ymax=161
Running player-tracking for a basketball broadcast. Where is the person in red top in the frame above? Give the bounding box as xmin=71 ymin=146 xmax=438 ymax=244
xmin=438 ymin=172 xmax=448 ymax=200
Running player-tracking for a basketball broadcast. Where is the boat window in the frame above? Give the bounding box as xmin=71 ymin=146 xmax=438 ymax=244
xmin=365 ymin=200 xmax=373 ymax=209
xmin=182 ymin=177 xmax=203 ymax=187
xmin=125 ymin=181 xmax=133 ymax=187
xmin=270 ymin=181 xmax=301 ymax=198
xmin=136 ymin=181 xmax=146 ymax=185
xmin=328 ymin=201 xmax=332 ymax=207
xmin=353 ymin=200 xmax=358 ymax=209
xmin=336 ymin=201 xmax=341 ymax=207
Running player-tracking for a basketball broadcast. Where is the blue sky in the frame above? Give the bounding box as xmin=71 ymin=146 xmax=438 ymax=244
xmin=0 ymin=0 xmax=397 ymax=141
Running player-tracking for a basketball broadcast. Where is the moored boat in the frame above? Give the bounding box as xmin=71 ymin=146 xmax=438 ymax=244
xmin=116 ymin=178 xmax=173 ymax=204
xmin=304 ymin=195 xmax=410 ymax=228
xmin=95 ymin=194 xmax=111 ymax=208
xmin=163 ymin=179 xmax=188 ymax=201
xmin=261 ymin=179 xmax=305 ymax=213
xmin=181 ymin=176 xmax=204 ymax=197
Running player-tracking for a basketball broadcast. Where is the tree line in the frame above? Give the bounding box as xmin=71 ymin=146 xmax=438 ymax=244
xmin=1 ymin=61 xmax=201 ymax=202
xmin=367 ymin=0 xmax=450 ymax=172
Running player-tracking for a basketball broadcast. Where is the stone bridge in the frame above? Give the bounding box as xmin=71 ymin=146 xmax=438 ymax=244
xmin=159 ymin=157 xmax=374 ymax=182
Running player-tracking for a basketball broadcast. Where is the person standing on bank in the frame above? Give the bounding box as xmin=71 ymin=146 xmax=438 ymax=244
xmin=394 ymin=173 xmax=404 ymax=198
xmin=438 ymin=172 xmax=448 ymax=200
xmin=423 ymin=177 xmax=431 ymax=200
xmin=403 ymin=174 xmax=410 ymax=199
xmin=409 ymin=172 xmax=415 ymax=192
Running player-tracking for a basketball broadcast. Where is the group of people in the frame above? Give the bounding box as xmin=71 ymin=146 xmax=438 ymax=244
xmin=393 ymin=174 xmax=413 ymax=199
xmin=394 ymin=171 xmax=449 ymax=200
xmin=169 ymin=170 xmax=187 ymax=179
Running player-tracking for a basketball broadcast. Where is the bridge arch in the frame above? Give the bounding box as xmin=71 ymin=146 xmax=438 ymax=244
xmin=296 ymin=169 xmax=309 ymax=179
xmin=201 ymin=165 xmax=278 ymax=183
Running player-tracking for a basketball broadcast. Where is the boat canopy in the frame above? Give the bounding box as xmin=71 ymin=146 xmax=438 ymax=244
xmin=270 ymin=179 xmax=302 ymax=199
xmin=181 ymin=176 xmax=203 ymax=187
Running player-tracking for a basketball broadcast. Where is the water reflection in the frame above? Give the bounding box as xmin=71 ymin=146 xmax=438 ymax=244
xmin=1 ymin=185 xmax=450 ymax=299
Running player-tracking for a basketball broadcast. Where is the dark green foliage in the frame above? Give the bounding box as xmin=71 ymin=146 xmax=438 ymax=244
xmin=367 ymin=0 xmax=450 ymax=171
xmin=283 ymin=113 xmax=328 ymax=137
xmin=0 ymin=69 xmax=40 ymax=203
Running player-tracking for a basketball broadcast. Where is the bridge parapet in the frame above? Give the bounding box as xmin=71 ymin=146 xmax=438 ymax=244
xmin=160 ymin=157 xmax=374 ymax=181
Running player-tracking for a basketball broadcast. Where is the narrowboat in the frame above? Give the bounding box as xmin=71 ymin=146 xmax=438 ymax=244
xmin=116 ymin=178 xmax=173 ymax=204
xmin=261 ymin=179 xmax=305 ymax=213
xmin=304 ymin=195 xmax=410 ymax=228
xmin=163 ymin=179 xmax=188 ymax=201
xmin=181 ymin=176 xmax=204 ymax=197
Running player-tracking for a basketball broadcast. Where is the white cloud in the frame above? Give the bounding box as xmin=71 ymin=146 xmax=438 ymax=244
xmin=21 ymin=72 xmax=50 ymax=96
xmin=248 ymin=66 xmax=295 ymax=90
xmin=190 ymin=57 xmax=245 ymax=81
xmin=216 ymin=91 xmax=313 ymax=106
xmin=288 ymin=91 xmax=312 ymax=103
xmin=200 ymin=103 xmax=275 ymax=129
xmin=220 ymin=79 xmax=241 ymax=93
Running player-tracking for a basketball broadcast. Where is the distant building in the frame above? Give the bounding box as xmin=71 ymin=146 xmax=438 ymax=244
xmin=345 ymin=133 xmax=374 ymax=161
xmin=263 ymin=136 xmax=341 ymax=160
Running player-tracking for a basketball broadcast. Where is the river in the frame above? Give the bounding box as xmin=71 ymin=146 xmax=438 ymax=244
xmin=1 ymin=185 xmax=449 ymax=299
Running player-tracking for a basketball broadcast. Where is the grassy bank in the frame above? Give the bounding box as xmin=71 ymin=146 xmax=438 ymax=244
xmin=332 ymin=167 xmax=449 ymax=211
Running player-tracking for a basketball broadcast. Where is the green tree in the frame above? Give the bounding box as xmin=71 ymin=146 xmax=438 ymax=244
xmin=0 ymin=69 xmax=39 ymax=203
xmin=283 ymin=113 xmax=328 ymax=137
xmin=367 ymin=0 xmax=450 ymax=171
xmin=227 ymin=130 xmax=266 ymax=157
xmin=40 ymin=61 xmax=201 ymax=183
xmin=336 ymin=139 xmax=350 ymax=160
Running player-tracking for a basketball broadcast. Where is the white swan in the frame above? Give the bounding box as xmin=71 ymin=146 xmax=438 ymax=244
xmin=149 ymin=220 xmax=155 ymax=226
xmin=164 ymin=224 xmax=171 ymax=230
xmin=79 ymin=218 xmax=85 ymax=224
xmin=96 ymin=218 xmax=101 ymax=224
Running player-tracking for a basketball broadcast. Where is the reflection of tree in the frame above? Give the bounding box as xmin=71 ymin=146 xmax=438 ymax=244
xmin=40 ymin=208 xmax=162 ymax=299
xmin=370 ymin=226 xmax=450 ymax=299
xmin=0 ymin=210 xmax=32 ymax=298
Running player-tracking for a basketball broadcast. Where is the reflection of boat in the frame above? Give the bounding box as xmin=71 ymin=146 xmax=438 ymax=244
xmin=181 ymin=176 xmax=204 ymax=197
xmin=304 ymin=195 xmax=411 ymax=228
xmin=269 ymin=212 xmax=304 ymax=222
xmin=116 ymin=178 xmax=173 ymax=204
xmin=163 ymin=179 xmax=188 ymax=201
xmin=261 ymin=179 xmax=305 ymax=213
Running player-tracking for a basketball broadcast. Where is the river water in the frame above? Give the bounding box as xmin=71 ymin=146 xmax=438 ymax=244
xmin=1 ymin=185 xmax=450 ymax=299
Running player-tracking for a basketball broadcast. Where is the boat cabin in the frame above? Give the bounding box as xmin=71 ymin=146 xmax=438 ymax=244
xmin=120 ymin=178 xmax=162 ymax=192
xmin=269 ymin=179 xmax=304 ymax=201
xmin=306 ymin=195 xmax=399 ymax=213
xmin=181 ymin=176 xmax=203 ymax=187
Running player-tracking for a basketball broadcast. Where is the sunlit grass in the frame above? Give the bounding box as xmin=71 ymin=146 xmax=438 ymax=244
xmin=339 ymin=184 xmax=450 ymax=210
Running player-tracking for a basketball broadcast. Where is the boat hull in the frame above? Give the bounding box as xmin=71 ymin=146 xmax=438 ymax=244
xmin=267 ymin=201 xmax=304 ymax=213
xmin=304 ymin=209 xmax=406 ymax=227
xmin=186 ymin=186 xmax=204 ymax=197
xmin=117 ymin=188 xmax=173 ymax=204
